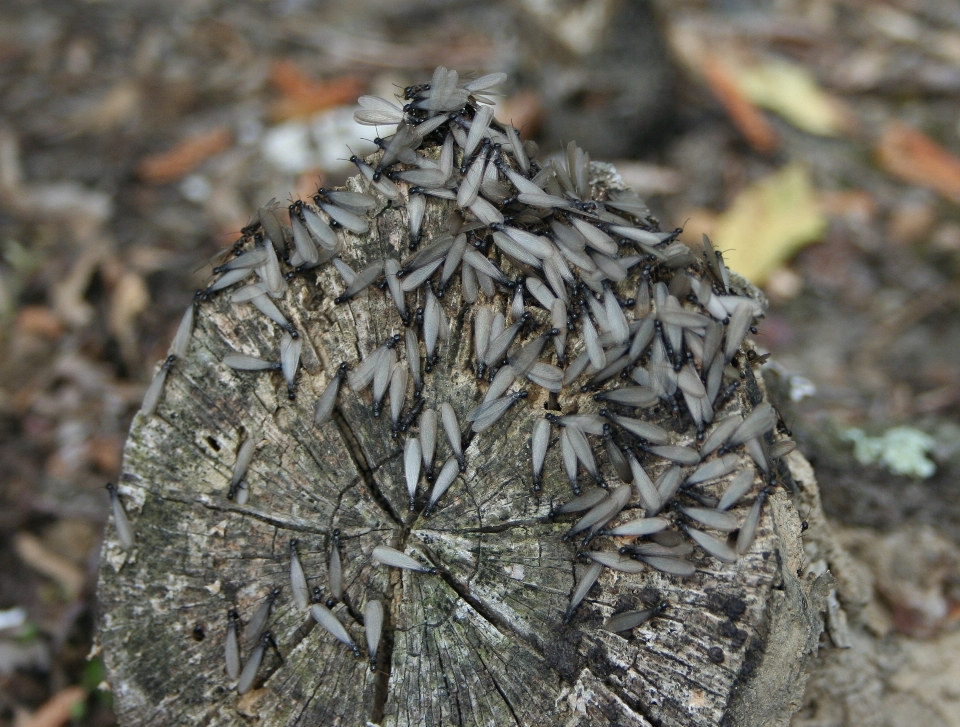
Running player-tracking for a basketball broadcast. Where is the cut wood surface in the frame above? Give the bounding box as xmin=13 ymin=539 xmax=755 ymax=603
xmin=96 ymin=161 xmax=826 ymax=726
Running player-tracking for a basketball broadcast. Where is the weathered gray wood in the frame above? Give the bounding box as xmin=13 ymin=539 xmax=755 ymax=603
xmin=96 ymin=169 xmax=825 ymax=727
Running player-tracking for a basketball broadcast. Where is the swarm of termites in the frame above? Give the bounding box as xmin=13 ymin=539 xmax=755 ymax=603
xmin=108 ymin=66 xmax=797 ymax=703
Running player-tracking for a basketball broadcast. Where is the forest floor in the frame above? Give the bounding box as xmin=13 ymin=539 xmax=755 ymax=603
xmin=0 ymin=0 xmax=958 ymax=725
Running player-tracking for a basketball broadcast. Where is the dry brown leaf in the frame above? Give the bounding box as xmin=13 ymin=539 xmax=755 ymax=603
xmin=69 ymin=81 xmax=141 ymax=135
xmin=878 ymin=122 xmax=960 ymax=204
xmin=701 ymin=53 xmax=778 ymax=154
xmin=14 ymin=533 xmax=85 ymax=599
xmin=110 ymin=271 xmax=150 ymax=372
xmin=87 ymin=433 xmax=123 ymax=474
xmin=137 ymin=127 xmax=232 ymax=184
xmin=676 ymin=208 xmax=718 ymax=249
xmin=15 ymin=307 xmax=64 ymax=339
xmin=819 ymin=189 xmax=877 ymax=223
xmin=51 ymin=246 xmax=104 ymax=328
xmin=734 ymin=60 xmax=848 ymax=137
xmin=496 ymin=89 xmax=544 ymax=138
xmin=714 ymin=162 xmax=826 ymax=285
xmin=269 ymin=62 xmax=365 ymax=121
xmin=15 ymin=686 xmax=85 ymax=727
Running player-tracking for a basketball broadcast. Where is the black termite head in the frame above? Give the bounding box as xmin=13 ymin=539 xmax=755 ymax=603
xmin=325 ymin=596 xmax=337 ymax=608
xmin=745 ymin=349 xmax=770 ymax=365
xmin=105 ymin=481 xmax=117 ymax=498
xmin=284 ymin=263 xmax=309 ymax=280
xmin=801 ymin=520 xmax=809 ymax=532
xmin=262 ymin=631 xmax=283 ymax=662
xmin=311 ymin=587 xmax=323 ymax=603
xmin=192 ymin=623 xmax=205 ymax=641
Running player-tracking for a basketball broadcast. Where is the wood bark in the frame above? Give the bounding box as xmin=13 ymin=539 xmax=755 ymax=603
xmin=96 ymin=169 xmax=827 ymax=727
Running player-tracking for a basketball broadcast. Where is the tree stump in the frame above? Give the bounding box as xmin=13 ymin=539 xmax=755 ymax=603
xmin=96 ymin=148 xmax=826 ymax=725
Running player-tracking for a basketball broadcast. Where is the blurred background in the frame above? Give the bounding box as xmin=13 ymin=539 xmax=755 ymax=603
xmin=1 ymin=0 xmax=959 ymax=724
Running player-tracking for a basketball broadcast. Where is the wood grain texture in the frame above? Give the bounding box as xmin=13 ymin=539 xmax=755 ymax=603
xmin=96 ymin=170 xmax=826 ymax=727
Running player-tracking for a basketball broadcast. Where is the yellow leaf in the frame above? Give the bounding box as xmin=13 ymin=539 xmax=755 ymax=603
xmin=735 ymin=60 xmax=845 ymax=136
xmin=714 ymin=163 xmax=826 ymax=285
